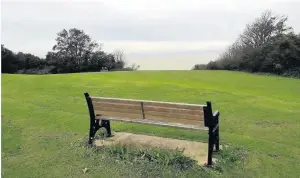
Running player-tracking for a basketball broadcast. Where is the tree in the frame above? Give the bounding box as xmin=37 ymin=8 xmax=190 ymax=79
xmin=1 ymin=45 xmax=48 ymax=74
xmin=51 ymin=28 xmax=100 ymax=72
xmin=193 ymin=11 xmax=300 ymax=78
xmin=127 ymin=63 xmax=140 ymax=71
xmin=112 ymin=49 xmax=126 ymax=69
xmin=111 ymin=49 xmax=141 ymax=71
xmin=113 ymin=49 xmax=125 ymax=62
xmin=2 ymin=28 xmax=137 ymax=74
xmin=1 ymin=45 xmax=18 ymax=73
xmin=240 ymin=10 xmax=293 ymax=48
xmin=192 ymin=64 xmax=207 ymax=70
xmin=48 ymin=28 xmax=130 ymax=73
xmin=88 ymin=51 xmax=111 ymax=71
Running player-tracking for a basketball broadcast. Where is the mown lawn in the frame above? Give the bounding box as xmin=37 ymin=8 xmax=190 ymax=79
xmin=2 ymin=70 xmax=300 ymax=177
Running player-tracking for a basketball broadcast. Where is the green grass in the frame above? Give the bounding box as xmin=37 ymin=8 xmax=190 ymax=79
xmin=2 ymin=70 xmax=300 ymax=177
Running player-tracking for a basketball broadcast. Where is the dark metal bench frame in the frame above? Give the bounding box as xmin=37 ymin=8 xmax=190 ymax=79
xmin=84 ymin=92 xmax=220 ymax=166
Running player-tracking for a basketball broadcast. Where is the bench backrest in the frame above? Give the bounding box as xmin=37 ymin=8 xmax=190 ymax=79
xmin=90 ymin=96 xmax=207 ymax=127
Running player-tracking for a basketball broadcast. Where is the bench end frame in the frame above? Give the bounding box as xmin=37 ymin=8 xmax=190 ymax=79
xmin=84 ymin=92 xmax=111 ymax=144
xmin=204 ymin=101 xmax=220 ymax=166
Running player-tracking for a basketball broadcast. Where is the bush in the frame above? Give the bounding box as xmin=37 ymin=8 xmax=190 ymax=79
xmin=1 ymin=29 xmax=138 ymax=74
xmin=282 ymin=67 xmax=300 ymax=78
xmin=193 ymin=11 xmax=300 ymax=78
xmin=195 ymin=33 xmax=300 ymax=78
xmin=192 ymin=64 xmax=207 ymax=70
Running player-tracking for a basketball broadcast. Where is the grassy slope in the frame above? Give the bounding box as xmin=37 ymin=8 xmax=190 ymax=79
xmin=2 ymin=70 xmax=300 ymax=177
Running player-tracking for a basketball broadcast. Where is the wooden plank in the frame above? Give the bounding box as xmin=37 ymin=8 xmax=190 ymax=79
xmin=96 ymin=116 xmax=207 ymax=130
xmin=95 ymin=110 xmax=142 ymax=120
xmin=94 ymin=106 xmax=142 ymax=115
xmin=143 ymin=105 xmax=203 ymax=115
xmin=143 ymin=101 xmax=203 ymax=110
xmin=92 ymin=102 xmax=141 ymax=110
xmin=91 ymin=97 xmax=141 ymax=106
xmin=144 ymin=110 xmax=204 ymax=121
xmin=146 ymin=115 xmax=204 ymax=126
xmin=91 ymin=96 xmax=205 ymax=109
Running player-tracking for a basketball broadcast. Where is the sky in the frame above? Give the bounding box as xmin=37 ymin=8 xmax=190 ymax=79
xmin=1 ymin=0 xmax=300 ymax=70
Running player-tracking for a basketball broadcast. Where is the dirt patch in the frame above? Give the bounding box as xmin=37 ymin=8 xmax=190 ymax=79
xmin=95 ymin=132 xmax=208 ymax=165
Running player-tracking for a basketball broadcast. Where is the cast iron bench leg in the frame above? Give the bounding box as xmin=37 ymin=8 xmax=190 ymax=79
xmin=101 ymin=120 xmax=112 ymax=137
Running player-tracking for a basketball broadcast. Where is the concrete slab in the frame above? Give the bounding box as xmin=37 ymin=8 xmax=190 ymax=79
xmin=95 ymin=132 xmax=209 ymax=165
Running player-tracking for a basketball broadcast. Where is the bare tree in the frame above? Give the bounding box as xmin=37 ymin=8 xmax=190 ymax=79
xmin=112 ymin=49 xmax=141 ymax=71
xmin=113 ymin=49 xmax=125 ymax=62
xmin=128 ymin=63 xmax=140 ymax=71
xmin=112 ymin=49 xmax=126 ymax=69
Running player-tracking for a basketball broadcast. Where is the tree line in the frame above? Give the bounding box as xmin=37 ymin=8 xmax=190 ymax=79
xmin=193 ymin=11 xmax=300 ymax=78
xmin=2 ymin=28 xmax=139 ymax=74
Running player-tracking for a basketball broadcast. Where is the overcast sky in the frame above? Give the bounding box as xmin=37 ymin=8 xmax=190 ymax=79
xmin=2 ymin=0 xmax=300 ymax=70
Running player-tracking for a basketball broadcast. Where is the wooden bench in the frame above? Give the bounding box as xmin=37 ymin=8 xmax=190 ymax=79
xmin=84 ymin=92 xmax=220 ymax=166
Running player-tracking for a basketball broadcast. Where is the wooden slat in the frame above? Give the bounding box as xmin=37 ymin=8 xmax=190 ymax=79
xmin=96 ymin=116 xmax=207 ymax=131
xmin=93 ymin=102 xmax=141 ymax=110
xmin=91 ymin=97 xmax=205 ymax=110
xmin=143 ymin=105 xmax=203 ymax=115
xmin=144 ymin=112 xmax=204 ymax=126
xmin=91 ymin=97 xmax=141 ymax=106
xmin=95 ymin=110 xmax=142 ymax=120
xmin=94 ymin=106 xmax=142 ymax=116
xmin=144 ymin=109 xmax=204 ymax=121
xmin=143 ymin=101 xmax=203 ymax=110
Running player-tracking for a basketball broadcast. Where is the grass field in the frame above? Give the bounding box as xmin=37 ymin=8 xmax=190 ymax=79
xmin=2 ymin=70 xmax=300 ymax=177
